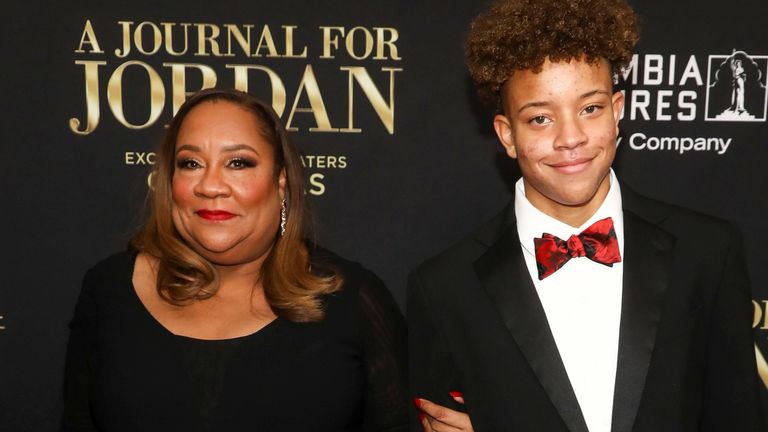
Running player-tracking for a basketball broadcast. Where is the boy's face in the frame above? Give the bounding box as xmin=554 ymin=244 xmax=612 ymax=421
xmin=494 ymin=58 xmax=623 ymax=225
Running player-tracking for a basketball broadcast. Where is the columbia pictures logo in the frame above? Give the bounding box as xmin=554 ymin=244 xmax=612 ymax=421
xmin=705 ymin=50 xmax=768 ymax=122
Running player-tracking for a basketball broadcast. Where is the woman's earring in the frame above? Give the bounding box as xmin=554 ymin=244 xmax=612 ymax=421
xmin=280 ymin=199 xmax=287 ymax=237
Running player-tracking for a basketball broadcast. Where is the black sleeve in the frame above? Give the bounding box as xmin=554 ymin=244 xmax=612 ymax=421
xmin=701 ymin=227 xmax=765 ymax=431
xmin=407 ymin=270 xmax=462 ymax=431
xmin=60 ymin=268 xmax=100 ymax=432
xmin=356 ymin=268 xmax=410 ymax=432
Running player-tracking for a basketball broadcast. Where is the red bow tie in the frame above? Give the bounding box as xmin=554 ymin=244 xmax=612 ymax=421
xmin=533 ymin=217 xmax=622 ymax=280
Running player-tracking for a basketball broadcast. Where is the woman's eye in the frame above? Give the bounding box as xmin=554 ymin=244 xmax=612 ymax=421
xmin=176 ymin=158 xmax=201 ymax=169
xmin=228 ymin=158 xmax=256 ymax=169
xmin=530 ymin=115 xmax=550 ymax=125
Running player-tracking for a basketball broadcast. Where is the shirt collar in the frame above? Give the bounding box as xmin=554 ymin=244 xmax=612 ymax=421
xmin=515 ymin=169 xmax=624 ymax=256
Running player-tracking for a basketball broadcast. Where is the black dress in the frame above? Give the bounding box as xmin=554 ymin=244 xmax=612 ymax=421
xmin=61 ymin=249 xmax=409 ymax=432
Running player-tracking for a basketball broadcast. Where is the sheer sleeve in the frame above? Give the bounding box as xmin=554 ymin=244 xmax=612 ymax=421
xmin=60 ymin=267 xmax=100 ymax=432
xmin=407 ymin=269 xmax=463 ymax=431
xmin=355 ymin=268 xmax=410 ymax=432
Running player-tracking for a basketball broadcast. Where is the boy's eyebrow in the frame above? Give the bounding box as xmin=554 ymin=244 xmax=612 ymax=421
xmin=517 ymin=89 xmax=612 ymax=113
xmin=579 ymin=89 xmax=612 ymax=99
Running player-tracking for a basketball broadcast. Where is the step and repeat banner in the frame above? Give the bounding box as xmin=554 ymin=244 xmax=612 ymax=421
xmin=2 ymin=0 xmax=767 ymax=430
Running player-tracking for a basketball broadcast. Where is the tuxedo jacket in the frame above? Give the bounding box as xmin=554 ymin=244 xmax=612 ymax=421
xmin=408 ymin=185 xmax=764 ymax=432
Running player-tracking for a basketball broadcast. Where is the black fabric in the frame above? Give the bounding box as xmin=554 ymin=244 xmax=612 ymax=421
xmin=408 ymin=184 xmax=764 ymax=432
xmin=178 ymin=336 xmax=243 ymax=432
xmin=61 ymin=249 xmax=408 ymax=432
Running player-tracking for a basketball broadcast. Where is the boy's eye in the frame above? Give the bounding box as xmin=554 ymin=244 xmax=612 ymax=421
xmin=583 ymin=105 xmax=601 ymax=114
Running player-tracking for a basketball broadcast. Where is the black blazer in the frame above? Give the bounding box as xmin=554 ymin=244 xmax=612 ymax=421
xmin=408 ymin=185 xmax=763 ymax=432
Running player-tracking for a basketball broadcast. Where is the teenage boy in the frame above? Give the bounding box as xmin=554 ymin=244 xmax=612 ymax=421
xmin=409 ymin=0 xmax=763 ymax=431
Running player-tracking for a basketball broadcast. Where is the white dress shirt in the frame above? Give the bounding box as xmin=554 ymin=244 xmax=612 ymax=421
xmin=514 ymin=170 xmax=624 ymax=432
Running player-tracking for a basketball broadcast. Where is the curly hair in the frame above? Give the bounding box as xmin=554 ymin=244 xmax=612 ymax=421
xmin=466 ymin=0 xmax=639 ymax=109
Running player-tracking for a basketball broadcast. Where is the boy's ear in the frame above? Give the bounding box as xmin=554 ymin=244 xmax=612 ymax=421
xmin=494 ymin=114 xmax=518 ymax=159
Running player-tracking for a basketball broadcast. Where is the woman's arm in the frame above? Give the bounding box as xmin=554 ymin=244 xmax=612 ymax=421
xmin=356 ymin=266 xmax=410 ymax=432
xmin=61 ymin=268 xmax=100 ymax=432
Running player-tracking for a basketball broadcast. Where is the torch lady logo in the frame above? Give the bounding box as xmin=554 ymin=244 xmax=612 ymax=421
xmin=705 ymin=50 xmax=768 ymax=121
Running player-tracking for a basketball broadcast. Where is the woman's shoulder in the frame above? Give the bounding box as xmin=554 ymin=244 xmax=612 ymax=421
xmin=309 ymin=246 xmax=384 ymax=295
xmin=79 ymin=250 xmax=138 ymax=299
xmin=309 ymin=246 xmax=403 ymax=319
xmin=71 ymin=250 xmax=139 ymax=325
xmin=86 ymin=250 xmax=137 ymax=276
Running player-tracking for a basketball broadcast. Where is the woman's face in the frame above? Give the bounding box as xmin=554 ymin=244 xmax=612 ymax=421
xmin=171 ymin=100 xmax=286 ymax=267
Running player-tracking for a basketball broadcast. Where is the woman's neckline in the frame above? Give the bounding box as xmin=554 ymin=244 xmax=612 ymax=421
xmin=127 ymin=251 xmax=281 ymax=342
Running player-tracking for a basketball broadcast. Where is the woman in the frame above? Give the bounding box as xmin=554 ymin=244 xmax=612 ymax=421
xmin=62 ymin=89 xmax=409 ymax=431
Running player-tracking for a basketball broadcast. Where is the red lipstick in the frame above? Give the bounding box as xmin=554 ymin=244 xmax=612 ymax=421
xmin=196 ymin=210 xmax=236 ymax=221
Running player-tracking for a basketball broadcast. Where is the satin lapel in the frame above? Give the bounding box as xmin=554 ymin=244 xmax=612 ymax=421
xmin=610 ymin=209 xmax=674 ymax=432
xmin=475 ymin=224 xmax=589 ymax=432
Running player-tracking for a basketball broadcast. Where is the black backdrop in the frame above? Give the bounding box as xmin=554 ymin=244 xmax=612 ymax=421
xmin=2 ymin=0 xmax=768 ymax=430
